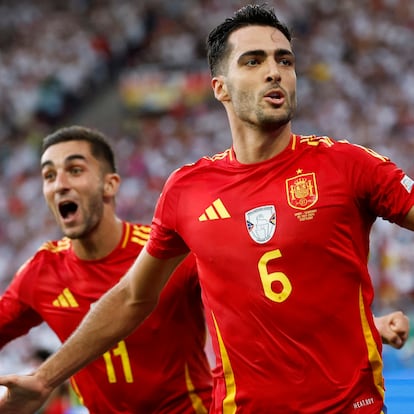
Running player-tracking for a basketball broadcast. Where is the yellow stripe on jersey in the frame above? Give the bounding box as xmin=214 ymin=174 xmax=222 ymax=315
xmin=184 ymin=363 xmax=208 ymax=414
xmin=39 ymin=238 xmax=71 ymax=253
xmin=69 ymin=377 xmax=85 ymax=406
xmin=212 ymin=311 xmax=237 ymax=414
xmin=351 ymin=144 xmax=389 ymax=162
xmin=122 ymin=223 xmax=151 ymax=247
xmin=131 ymin=224 xmax=150 ymax=246
xmin=291 ymin=134 xmax=298 ymax=150
xmin=359 ymin=286 xmax=384 ymax=399
xmin=203 ymin=148 xmax=232 ymax=162
xmin=121 ymin=222 xmax=132 ymax=248
xmin=17 ymin=239 xmax=71 ymax=274
xmin=205 ymin=205 xmax=219 ymax=220
xmin=212 ymin=199 xmax=230 ymax=218
xmin=299 ymin=135 xmax=335 ymax=147
xmin=52 ymin=288 xmax=79 ymax=307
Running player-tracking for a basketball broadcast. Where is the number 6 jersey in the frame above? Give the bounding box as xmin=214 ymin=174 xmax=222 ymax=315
xmin=147 ymin=134 xmax=414 ymax=414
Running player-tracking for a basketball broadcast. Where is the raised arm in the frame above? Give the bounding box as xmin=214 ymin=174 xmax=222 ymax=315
xmin=0 ymin=249 xmax=185 ymax=414
xmin=374 ymin=311 xmax=410 ymax=349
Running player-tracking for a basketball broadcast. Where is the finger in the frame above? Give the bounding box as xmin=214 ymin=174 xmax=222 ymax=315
xmin=391 ymin=336 xmax=403 ymax=349
xmin=391 ymin=319 xmax=409 ymax=336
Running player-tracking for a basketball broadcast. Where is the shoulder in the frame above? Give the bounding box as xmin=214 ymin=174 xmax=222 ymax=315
xmin=167 ymin=149 xmax=232 ymax=183
xmin=296 ymin=134 xmax=390 ymax=163
xmin=16 ymin=238 xmax=71 ymax=276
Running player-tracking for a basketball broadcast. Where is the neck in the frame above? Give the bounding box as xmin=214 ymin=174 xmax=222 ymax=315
xmin=71 ymin=213 xmax=123 ymax=261
xmin=230 ymin=121 xmax=292 ymax=164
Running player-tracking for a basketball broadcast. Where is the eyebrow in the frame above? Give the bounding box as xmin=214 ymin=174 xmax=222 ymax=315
xmin=41 ymin=154 xmax=87 ymax=169
xmin=237 ymin=48 xmax=295 ymax=63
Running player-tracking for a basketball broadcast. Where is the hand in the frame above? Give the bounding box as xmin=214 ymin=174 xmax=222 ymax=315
xmin=0 ymin=373 xmax=52 ymax=414
xmin=375 ymin=311 xmax=410 ymax=349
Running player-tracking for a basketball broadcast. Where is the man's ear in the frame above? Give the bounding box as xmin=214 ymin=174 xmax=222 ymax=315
xmin=103 ymin=173 xmax=121 ymax=197
xmin=212 ymin=76 xmax=230 ymax=102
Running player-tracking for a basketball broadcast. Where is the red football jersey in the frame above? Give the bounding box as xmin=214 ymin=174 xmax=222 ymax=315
xmin=147 ymin=134 xmax=414 ymax=413
xmin=0 ymin=222 xmax=212 ymax=413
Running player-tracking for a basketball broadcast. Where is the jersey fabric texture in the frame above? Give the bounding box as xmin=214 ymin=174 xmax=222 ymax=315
xmin=0 ymin=221 xmax=212 ymax=414
xmin=146 ymin=134 xmax=414 ymax=414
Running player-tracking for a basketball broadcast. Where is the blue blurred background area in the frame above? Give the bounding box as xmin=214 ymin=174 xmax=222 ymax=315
xmin=0 ymin=0 xmax=413 ymax=411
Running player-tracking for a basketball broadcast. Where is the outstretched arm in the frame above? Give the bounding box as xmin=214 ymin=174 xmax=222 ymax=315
xmin=374 ymin=311 xmax=410 ymax=349
xmin=0 ymin=249 xmax=185 ymax=414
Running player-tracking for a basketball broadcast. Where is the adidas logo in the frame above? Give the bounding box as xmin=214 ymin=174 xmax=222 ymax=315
xmin=199 ymin=198 xmax=230 ymax=221
xmin=53 ymin=288 xmax=79 ymax=307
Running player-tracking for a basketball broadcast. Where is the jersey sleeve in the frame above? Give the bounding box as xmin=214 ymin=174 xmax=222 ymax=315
xmin=147 ymin=170 xmax=190 ymax=259
xmin=343 ymin=142 xmax=414 ymax=224
xmin=0 ymin=262 xmax=43 ymax=348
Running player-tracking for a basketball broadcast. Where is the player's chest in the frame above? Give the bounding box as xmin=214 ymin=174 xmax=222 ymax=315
xmin=178 ymin=165 xmax=353 ymax=253
xmin=35 ymin=255 xmax=135 ymax=315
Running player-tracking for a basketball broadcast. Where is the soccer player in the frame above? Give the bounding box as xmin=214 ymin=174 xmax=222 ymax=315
xmin=0 ymin=126 xmax=212 ymax=413
xmin=1 ymin=5 xmax=413 ymax=413
xmin=0 ymin=126 xmax=407 ymax=414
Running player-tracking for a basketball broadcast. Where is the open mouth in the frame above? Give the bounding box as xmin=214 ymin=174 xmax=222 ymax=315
xmin=59 ymin=201 xmax=78 ymax=219
xmin=267 ymin=91 xmax=283 ymax=99
xmin=265 ymin=90 xmax=284 ymax=100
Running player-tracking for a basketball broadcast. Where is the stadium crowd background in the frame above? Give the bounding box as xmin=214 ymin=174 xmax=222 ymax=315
xmin=0 ymin=0 xmax=414 ymax=391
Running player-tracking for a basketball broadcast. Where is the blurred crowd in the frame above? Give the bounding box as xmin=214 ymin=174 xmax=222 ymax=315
xmin=1 ymin=0 xmax=414 ymax=385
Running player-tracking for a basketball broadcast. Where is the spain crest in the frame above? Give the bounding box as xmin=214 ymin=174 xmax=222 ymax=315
xmin=286 ymin=172 xmax=318 ymax=210
xmin=245 ymin=205 xmax=276 ymax=244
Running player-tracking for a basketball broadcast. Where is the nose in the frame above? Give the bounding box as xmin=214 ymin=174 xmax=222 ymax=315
xmin=266 ymin=60 xmax=281 ymax=83
xmin=52 ymin=171 xmax=70 ymax=194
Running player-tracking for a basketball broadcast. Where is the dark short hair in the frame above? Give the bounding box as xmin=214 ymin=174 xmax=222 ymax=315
xmin=207 ymin=4 xmax=292 ymax=76
xmin=41 ymin=125 xmax=117 ymax=173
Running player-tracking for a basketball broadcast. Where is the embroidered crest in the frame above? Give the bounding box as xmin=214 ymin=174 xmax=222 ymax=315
xmin=286 ymin=172 xmax=318 ymax=210
xmin=245 ymin=205 xmax=276 ymax=244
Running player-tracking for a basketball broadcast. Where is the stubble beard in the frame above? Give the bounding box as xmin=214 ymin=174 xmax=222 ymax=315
xmin=236 ymin=89 xmax=296 ymax=130
xmin=62 ymin=193 xmax=104 ymax=240
xmin=257 ymin=91 xmax=296 ymax=130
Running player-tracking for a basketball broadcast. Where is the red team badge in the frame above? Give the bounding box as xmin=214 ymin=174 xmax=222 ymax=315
xmin=286 ymin=172 xmax=318 ymax=210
